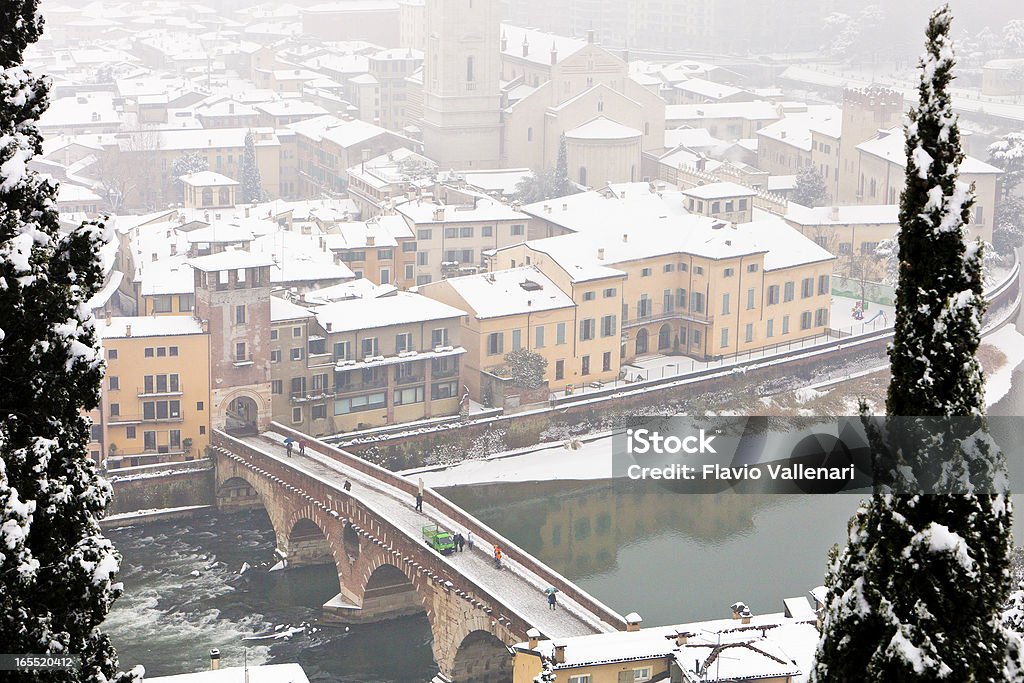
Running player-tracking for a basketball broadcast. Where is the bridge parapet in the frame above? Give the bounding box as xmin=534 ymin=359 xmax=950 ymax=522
xmin=264 ymin=422 xmax=630 ymax=633
xmin=210 ymin=430 xmax=578 ymax=644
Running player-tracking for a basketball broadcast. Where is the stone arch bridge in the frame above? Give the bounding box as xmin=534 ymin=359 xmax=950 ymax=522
xmin=210 ymin=425 xmax=626 ymax=682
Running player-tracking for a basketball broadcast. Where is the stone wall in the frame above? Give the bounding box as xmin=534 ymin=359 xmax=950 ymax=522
xmin=108 ymin=465 xmax=215 ymax=515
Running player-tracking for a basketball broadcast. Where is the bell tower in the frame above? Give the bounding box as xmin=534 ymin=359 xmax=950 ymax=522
xmin=421 ymin=0 xmax=503 ymax=168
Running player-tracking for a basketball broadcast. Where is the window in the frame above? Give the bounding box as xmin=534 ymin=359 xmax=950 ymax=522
xmin=600 ymin=315 xmax=616 ymax=337
xmin=417 ymin=229 xmax=432 ymax=240
xmin=818 ymin=274 xmax=830 ymax=295
xmin=293 ymin=326 xmax=302 ymax=338
xmin=567 ymin=675 xmax=591 ymax=683
xmin=108 ymin=349 xmax=118 ymax=360
xmin=291 ymin=347 xmax=304 ymax=361
xmin=270 ymin=329 xmax=279 ymax=341
xmin=402 ymin=241 xmax=417 ymax=252
xmin=126 ymin=425 xmax=136 ymax=439
xmin=362 ymin=338 xmax=379 ymax=358
xmin=739 ymin=199 xmax=748 ymax=211
xmin=431 ymin=381 xmax=458 ymax=399
xmin=782 ymin=315 xmax=790 ymax=334
xmin=510 ymin=224 xmax=525 ymax=236
xmin=417 ymin=252 xmax=429 ymax=266
xmin=745 ymin=323 xmax=754 ymax=343
xmin=690 ymin=291 xmax=705 ymax=313
xmin=481 ymin=225 xmax=493 ymax=237
xmin=170 ymin=430 xmax=181 ymax=450
xmin=487 ymin=332 xmax=503 ymax=355
xmin=380 ymin=268 xmax=391 ymax=284
xmin=723 ymin=267 xmax=734 ymax=277
xmin=460 ymin=226 xmax=473 ymax=238
xmin=431 ymin=328 xmax=449 ymax=348
xmin=801 ymin=311 xmax=813 ymax=330
xmin=747 ymin=288 xmax=755 ymax=310
xmin=603 ymin=287 xmax=617 ymax=298
xmin=157 ymin=347 xmax=167 ymax=357
xmin=633 ymin=668 xmax=652 ymax=682
xmin=602 ymin=351 xmax=612 ymax=371
xmin=663 ymin=263 xmax=674 ymax=273
xmin=109 ymin=376 xmax=119 ymax=390
xmin=693 ymin=266 xmax=704 ymax=275
xmin=144 ymin=347 xmax=154 ymax=358
xmin=556 ymin=322 xmax=566 ymax=345
xmin=151 ymin=295 xmax=172 ymax=313
xmin=405 ymin=264 xmax=414 ymax=280
xmin=721 ymin=327 xmax=729 ymax=348
xmin=722 ymin=293 xmax=730 ymax=315
xmin=579 ymin=319 xmax=595 ymax=341
xmin=581 ymin=355 xmax=590 ymax=375
xmin=583 ymin=291 xmax=596 ymax=301
xmin=641 ymin=267 xmax=652 ymax=277
xmin=815 ymin=307 xmax=829 ymax=326
xmin=466 ymin=55 xmax=474 ymax=82
xmin=676 ymin=288 xmax=687 ymax=309
xmin=378 ymin=248 xmax=393 ymax=259
xmin=334 ymin=392 xmax=386 ymax=414
xmin=512 ymin=329 xmax=522 ymax=350
xmin=555 ymin=360 xmax=564 ymax=380
xmin=312 ymin=404 xmax=327 ymax=420
xmin=235 ymin=342 xmax=246 ymax=361
xmin=272 ymin=380 xmax=282 ymax=395
xmin=110 ymin=403 xmax=120 ymax=417
xmin=291 ymin=376 xmax=306 ymax=397
xmin=801 ymin=277 xmax=814 ymax=298
xmin=747 ymin=263 xmax=758 ymax=272
xmin=445 ymin=227 xmax=458 ymax=239
xmin=679 ymin=262 xmax=688 ymax=272
xmin=394 ymin=386 xmax=425 ymax=405
xmin=535 ymin=325 xmax=545 ymax=348
xmin=292 ymin=407 xmax=302 ymax=423
xmin=396 ymin=332 xmax=413 ymax=354
xmin=271 ymin=349 xmax=281 ymax=363
xmin=784 ymin=281 xmax=795 ymax=302
xmin=144 ymin=431 xmax=156 ymax=451
xmin=975 ymin=205 xmax=984 ymax=224
xmin=767 ymin=285 xmax=780 ymax=305
xmin=767 ymin=318 xmax=774 ymax=337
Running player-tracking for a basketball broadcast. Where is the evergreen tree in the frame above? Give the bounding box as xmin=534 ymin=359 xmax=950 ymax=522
xmin=239 ymin=129 xmax=265 ymax=203
xmin=555 ymin=133 xmax=570 ymax=191
xmin=504 ymin=348 xmax=548 ymax=390
xmin=0 ymin=1 xmax=141 ymax=681
xmin=814 ymin=7 xmax=1019 ymax=681
xmin=792 ymin=166 xmax=828 ymax=207
xmin=169 ymin=151 xmax=208 ymax=203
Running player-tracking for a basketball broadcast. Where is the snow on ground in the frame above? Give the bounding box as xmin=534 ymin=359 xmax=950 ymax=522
xmin=408 ymin=434 xmax=617 ymax=488
xmin=983 ymin=323 xmax=1024 ymax=407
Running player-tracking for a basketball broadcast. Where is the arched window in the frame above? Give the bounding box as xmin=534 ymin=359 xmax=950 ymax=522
xmin=658 ymin=324 xmax=672 ymax=350
xmin=579 ymin=167 xmax=587 ymax=185
xmin=635 ymin=329 xmax=649 ymax=355
xmin=201 ymin=187 xmax=213 ymax=206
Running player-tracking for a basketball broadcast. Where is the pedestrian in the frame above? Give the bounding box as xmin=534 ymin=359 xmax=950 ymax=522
xmin=285 ymin=440 xmax=293 ymax=458
xmin=415 ymin=492 xmax=423 ymax=512
xmin=466 ymin=531 xmax=474 ymax=551
xmin=299 ymin=439 xmax=307 ymax=456
xmin=343 ymin=480 xmax=352 ymax=491
xmin=453 ymin=532 xmax=465 ymax=552
xmin=493 ymin=544 xmax=502 ymax=569
xmin=547 ymin=591 xmax=557 ymax=611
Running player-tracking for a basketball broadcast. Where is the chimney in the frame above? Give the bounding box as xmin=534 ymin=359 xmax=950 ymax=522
xmin=625 ymin=612 xmax=643 ymax=632
xmin=622 ymin=233 xmax=628 ymax=243
xmin=245 ymin=206 xmax=250 ymax=218
xmin=105 ymin=310 xmax=112 ymax=326
xmin=228 ymin=103 xmax=235 ymax=114
xmin=550 ymin=42 xmax=558 ymax=65
xmin=730 ymin=602 xmax=752 ymax=623
xmin=586 ymin=29 xmax=595 ymax=44
xmin=830 ymin=206 xmax=840 ymax=221
xmin=522 ymin=37 xmax=529 ymax=57
xmin=367 ymin=234 xmax=375 ymax=246
xmin=562 ymin=202 xmax=568 ymax=210
xmin=527 ymin=628 xmax=541 ymax=650
xmin=125 ymin=324 xmax=132 ymax=337
xmin=553 ymin=643 xmax=566 ymax=664
xmin=433 ymin=207 xmax=445 ymax=221
xmin=675 ymin=630 xmax=692 ymax=646
xmin=209 ymin=649 xmax=220 ymax=671
xmin=597 ymin=247 xmax=605 ymax=260
xmin=780 ymin=131 xmax=786 ymax=139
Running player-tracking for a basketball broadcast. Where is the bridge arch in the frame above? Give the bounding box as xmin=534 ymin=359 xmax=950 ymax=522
xmin=449 ymin=629 xmax=514 ymax=683
xmin=350 ymin=558 xmax=430 ymax=624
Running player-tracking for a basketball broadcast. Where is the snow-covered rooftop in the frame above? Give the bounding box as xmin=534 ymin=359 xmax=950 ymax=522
xmin=666 ymin=100 xmax=780 ymax=123
xmin=271 ymin=296 xmax=317 ymax=321
xmin=288 ymin=114 xmax=392 ymax=149
xmin=99 ymin=315 xmax=205 ymax=340
xmin=425 ymin=266 xmax=575 ymax=319
xmin=180 ymin=171 xmax=238 ymax=187
xmin=396 ymin=196 xmax=523 ymax=224
xmin=565 ymin=117 xmax=642 ymax=141
xmin=785 ymin=204 xmax=899 ymax=227
xmin=188 ymin=249 xmax=275 ymax=271
xmin=500 ymin=24 xmax=588 ymax=67
xmin=312 ymin=291 xmax=465 ymax=333
xmin=682 ymin=182 xmax=757 ymax=200
xmin=755 ymin=106 xmax=841 ymax=152
xmin=857 ymin=127 xmax=1002 ymax=174
xmin=674 ymin=77 xmax=747 ymax=101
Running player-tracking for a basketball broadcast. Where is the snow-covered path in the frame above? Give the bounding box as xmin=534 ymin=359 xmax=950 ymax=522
xmin=239 ymin=433 xmax=612 ymax=638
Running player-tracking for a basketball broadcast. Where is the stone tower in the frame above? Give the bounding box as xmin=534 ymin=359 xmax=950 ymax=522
xmin=837 ymin=86 xmax=904 ymax=204
xmin=191 ymin=250 xmax=274 ymax=434
xmin=421 ymin=0 xmax=503 ymax=168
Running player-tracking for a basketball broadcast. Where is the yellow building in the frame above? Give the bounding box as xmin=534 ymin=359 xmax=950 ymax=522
xmin=95 ymin=316 xmax=211 ymax=470
xmin=498 ymin=184 xmax=836 ymax=365
xmin=419 ymin=266 xmax=589 ymax=403
xmin=269 ymin=289 xmax=467 ymax=435
xmin=783 ymin=204 xmax=899 ymax=280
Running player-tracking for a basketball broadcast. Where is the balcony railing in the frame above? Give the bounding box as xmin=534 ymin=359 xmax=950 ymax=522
xmin=137 ymin=385 xmax=184 ymax=397
xmin=395 ymin=374 xmax=423 ymax=385
xmin=622 ymin=308 xmax=713 ymax=329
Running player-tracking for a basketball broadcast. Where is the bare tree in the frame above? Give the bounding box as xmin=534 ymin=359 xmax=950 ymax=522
xmin=94 ymin=127 xmax=162 ymax=212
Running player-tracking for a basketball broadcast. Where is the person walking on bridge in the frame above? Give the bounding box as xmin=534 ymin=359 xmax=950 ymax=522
xmin=453 ymin=532 xmax=465 ymax=552
xmin=284 ymin=438 xmax=293 ymax=458
xmin=415 ymin=478 xmax=424 ymax=512
xmin=493 ymin=544 xmax=502 ymax=569
xmin=466 ymin=531 xmax=474 ymax=551
xmin=298 ymin=439 xmax=307 ymax=457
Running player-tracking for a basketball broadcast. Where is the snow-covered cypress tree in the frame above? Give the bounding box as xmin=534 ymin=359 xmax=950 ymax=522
xmin=813 ymin=6 xmax=1019 ymax=681
xmin=556 ymin=133 xmax=569 ymax=188
xmin=0 ymin=2 xmax=141 ymax=681
xmin=239 ymin=129 xmax=265 ymax=203
xmin=791 ymin=166 xmax=828 ymax=207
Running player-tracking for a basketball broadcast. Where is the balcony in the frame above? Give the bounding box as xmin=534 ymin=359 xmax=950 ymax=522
xmin=233 ymin=353 xmax=255 ymax=367
xmin=622 ymin=308 xmax=713 ymax=329
xmin=431 ymin=364 xmax=459 ymax=379
xmin=395 ymin=374 xmax=423 ymax=386
xmin=137 ymin=384 xmax=184 ymax=397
